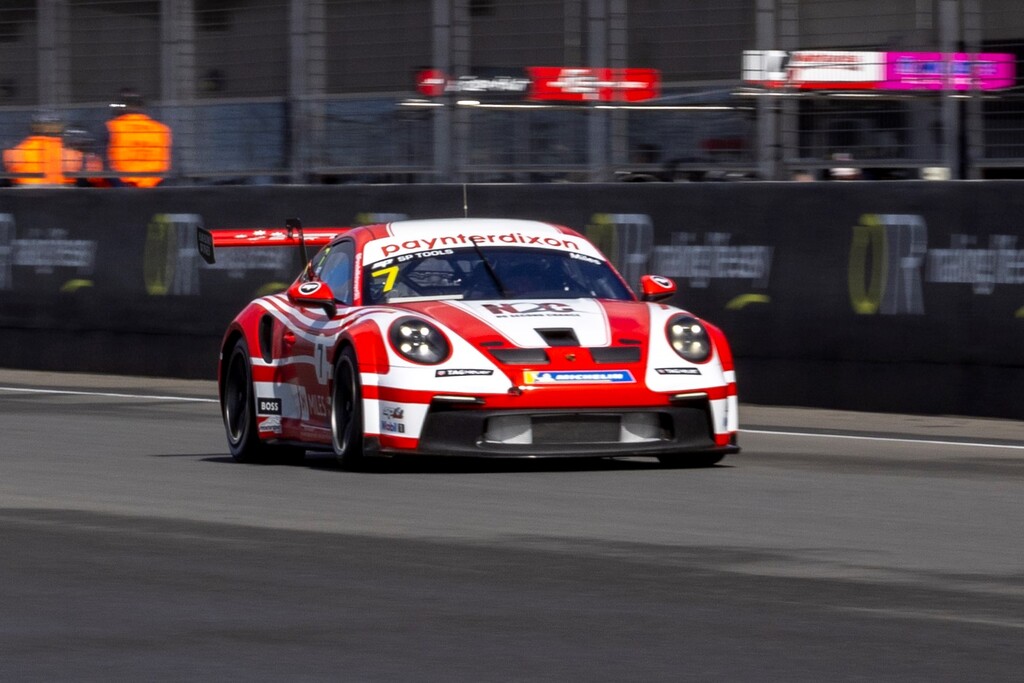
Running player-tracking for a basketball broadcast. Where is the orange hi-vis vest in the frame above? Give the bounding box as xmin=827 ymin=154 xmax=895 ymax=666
xmin=3 ymin=135 xmax=84 ymax=185
xmin=106 ymin=113 xmax=172 ymax=187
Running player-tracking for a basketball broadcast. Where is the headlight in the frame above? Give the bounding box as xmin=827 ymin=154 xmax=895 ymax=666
xmin=389 ymin=317 xmax=451 ymax=364
xmin=666 ymin=314 xmax=712 ymax=363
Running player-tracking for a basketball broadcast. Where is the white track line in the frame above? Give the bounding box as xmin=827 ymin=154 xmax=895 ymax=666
xmin=3 ymin=386 xmax=1020 ymax=450
xmin=743 ymin=428 xmax=1024 ymax=451
xmin=0 ymin=386 xmax=218 ymax=403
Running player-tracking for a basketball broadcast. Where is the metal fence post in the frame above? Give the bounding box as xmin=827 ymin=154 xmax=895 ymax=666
xmin=755 ymin=0 xmax=778 ymax=180
xmin=38 ymin=0 xmax=71 ymax=106
xmin=939 ymin=0 xmax=962 ymax=178
xmin=290 ymin=0 xmax=326 ymax=183
xmin=161 ymin=0 xmax=196 ymax=180
xmin=588 ymin=0 xmax=609 ymax=182
xmin=963 ymin=0 xmax=983 ymax=179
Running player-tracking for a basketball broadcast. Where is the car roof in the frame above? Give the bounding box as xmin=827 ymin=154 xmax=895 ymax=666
xmin=356 ymin=217 xmax=582 ymax=241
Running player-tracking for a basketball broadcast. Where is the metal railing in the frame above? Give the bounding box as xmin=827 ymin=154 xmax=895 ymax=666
xmin=0 ymin=0 xmax=1021 ymax=185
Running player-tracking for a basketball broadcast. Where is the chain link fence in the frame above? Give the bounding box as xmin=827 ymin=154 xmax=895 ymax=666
xmin=1 ymin=0 xmax=1022 ymax=185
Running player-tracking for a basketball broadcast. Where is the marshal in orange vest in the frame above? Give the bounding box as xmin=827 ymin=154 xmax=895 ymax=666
xmin=3 ymin=134 xmax=85 ymax=186
xmin=106 ymin=112 xmax=172 ymax=188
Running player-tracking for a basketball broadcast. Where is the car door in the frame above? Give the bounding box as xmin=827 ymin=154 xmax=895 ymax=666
xmin=279 ymin=240 xmax=355 ymax=438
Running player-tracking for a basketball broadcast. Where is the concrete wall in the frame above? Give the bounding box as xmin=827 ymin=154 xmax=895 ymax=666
xmin=1 ymin=181 xmax=1021 ymax=419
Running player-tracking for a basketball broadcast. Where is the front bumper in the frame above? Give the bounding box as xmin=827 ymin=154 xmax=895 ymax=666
xmin=403 ymin=397 xmax=739 ymax=458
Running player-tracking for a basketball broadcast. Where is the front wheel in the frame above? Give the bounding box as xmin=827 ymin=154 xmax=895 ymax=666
xmin=331 ymin=346 xmax=366 ymax=470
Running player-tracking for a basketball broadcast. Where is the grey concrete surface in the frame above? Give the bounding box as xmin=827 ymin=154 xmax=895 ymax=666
xmin=0 ymin=370 xmax=1021 ymax=681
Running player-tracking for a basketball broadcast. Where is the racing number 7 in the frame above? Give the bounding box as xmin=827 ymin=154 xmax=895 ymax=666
xmin=372 ymin=265 xmax=399 ymax=293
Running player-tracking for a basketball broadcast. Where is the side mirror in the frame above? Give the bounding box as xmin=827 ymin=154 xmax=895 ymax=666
xmin=639 ymin=274 xmax=677 ymax=302
xmin=288 ymin=280 xmax=337 ymax=317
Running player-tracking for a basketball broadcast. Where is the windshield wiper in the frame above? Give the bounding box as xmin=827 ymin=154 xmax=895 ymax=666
xmin=470 ymin=244 xmax=511 ymax=298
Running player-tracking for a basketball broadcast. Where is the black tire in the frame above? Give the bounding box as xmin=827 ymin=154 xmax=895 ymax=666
xmin=657 ymin=452 xmax=726 ymax=468
xmin=331 ymin=346 xmax=366 ymax=470
xmin=222 ymin=339 xmax=302 ymax=464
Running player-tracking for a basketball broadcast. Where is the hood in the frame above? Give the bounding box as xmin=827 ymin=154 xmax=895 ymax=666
xmin=394 ymin=298 xmax=651 ymax=349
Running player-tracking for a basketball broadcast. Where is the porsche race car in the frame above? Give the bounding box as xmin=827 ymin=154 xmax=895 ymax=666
xmin=199 ymin=218 xmax=739 ymax=469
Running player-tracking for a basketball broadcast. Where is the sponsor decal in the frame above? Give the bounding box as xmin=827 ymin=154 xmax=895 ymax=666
xmin=378 ymin=232 xmax=581 ymax=258
xmin=569 ymin=252 xmax=602 ymax=266
xmin=257 ymin=397 xmax=282 ymax=415
xmin=381 ymin=421 xmax=406 ymax=434
xmin=298 ymin=281 xmax=323 ymax=296
xmin=297 ymin=387 xmax=329 ymax=420
xmin=258 ymin=415 xmax=282 ymax=433
xmin=523 ymin=370 xmax=634 ymax=385
xmin=436 ymin=369 xmax=494 ymax=377
xmin=656 ymin=368 xmax=702 ymax=376
xmin=380 ymin=404 xmax=406 ymax=434
xmin=649 ymin=275 xmax=674 ymax=289
xmin=482 ymin=302 xmax=578 ymax=317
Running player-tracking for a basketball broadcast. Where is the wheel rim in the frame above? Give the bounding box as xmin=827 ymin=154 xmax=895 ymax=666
xmin=224 ymin=349 xmax=249 ymax=444
xmin=332 ymin=356 xmax=355 ymax=455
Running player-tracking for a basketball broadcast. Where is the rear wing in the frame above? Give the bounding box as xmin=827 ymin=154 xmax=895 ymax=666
xmin=197 ymin=218 xmax=350 ymax=265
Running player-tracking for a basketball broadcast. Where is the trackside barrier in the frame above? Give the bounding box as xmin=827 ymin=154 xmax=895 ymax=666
xmin=0 ymin=183 xmax=1021 ymax=420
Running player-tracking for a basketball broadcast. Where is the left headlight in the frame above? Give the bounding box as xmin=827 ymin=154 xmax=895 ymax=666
xmin=666 ymin=314 xmax=712 ymax=363
xmin=389 ymin=317 xmax=451 ymax=364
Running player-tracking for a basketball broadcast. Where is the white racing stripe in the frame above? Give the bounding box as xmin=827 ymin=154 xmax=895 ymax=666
xmin=0 ymin=386 xmax=218 ymax=403
xmin=743 ymin=428 xmax=1024 ymax=451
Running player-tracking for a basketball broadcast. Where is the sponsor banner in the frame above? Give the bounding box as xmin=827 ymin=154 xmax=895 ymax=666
xmin=744 ymin=50 xmax=1016 ymax=91
xmin=0 ymin=182 xmax=1021 ymax=418
xmin=415 ymin=66 xmax=660 ymax=103
xmin=883 ymin=52 xmax=1016 ymax=91
xmin=526 ymin=67 xmax=660 ymax=103
xmin=743 ymin=50 xmax=884 ymax=89
xmin=415 ymin=67 xmax=531 ymax=99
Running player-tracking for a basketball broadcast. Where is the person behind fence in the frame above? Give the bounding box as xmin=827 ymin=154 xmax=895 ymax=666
xmin=2 ymin=111 xmax=85 ymax=186
xmin=63 ymin=125 xmax=108 ymax=187
xmin=104 ymin=87 xmax=172 ymax=187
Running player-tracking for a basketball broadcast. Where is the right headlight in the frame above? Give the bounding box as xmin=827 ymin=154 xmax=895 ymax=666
xmin=666 ymin=314 xmax=712 ymax=363
xmin=388 ymin=317 xmax=451 ymax=365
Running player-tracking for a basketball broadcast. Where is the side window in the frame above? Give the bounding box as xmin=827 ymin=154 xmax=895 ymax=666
xmin=315 ymin=241 xmax=355 ymax=305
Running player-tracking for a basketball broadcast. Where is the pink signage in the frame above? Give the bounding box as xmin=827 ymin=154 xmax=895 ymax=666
xmin=883 ymin=52 xmax=1016 ymax=91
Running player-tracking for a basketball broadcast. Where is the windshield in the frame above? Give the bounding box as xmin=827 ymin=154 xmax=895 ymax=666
xmin=362 ymin=246 xmax=634 ymax=304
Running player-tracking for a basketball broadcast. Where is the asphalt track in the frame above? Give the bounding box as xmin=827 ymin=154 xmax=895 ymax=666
xmin=1 ymin=369 xmax=1022 ymax=681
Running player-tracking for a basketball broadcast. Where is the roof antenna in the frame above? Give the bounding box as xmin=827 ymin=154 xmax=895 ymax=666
xmin=462 ymin=183 xmax=469 ymax=218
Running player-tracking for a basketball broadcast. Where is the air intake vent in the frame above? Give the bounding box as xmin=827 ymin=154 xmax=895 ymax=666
xmin=536 ymin=328 xmax=578 ymax=347
xmin=589 ymin=347 xmax=641 ymax=363
xmin=490 ymin=348 xmax=550 ymax=365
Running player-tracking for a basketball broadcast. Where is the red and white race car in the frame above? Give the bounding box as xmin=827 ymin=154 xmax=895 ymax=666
xmin=200 ymin=217 xmax=739 ymax=468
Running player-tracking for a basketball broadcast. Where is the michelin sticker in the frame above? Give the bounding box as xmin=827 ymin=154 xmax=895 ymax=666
xmin=523 ymin=370 xmax=634 ymax=384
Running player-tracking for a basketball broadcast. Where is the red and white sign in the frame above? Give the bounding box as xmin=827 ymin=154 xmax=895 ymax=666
xmin=415 ymin=67 xmax=661 ymax=103
xmin=743 ymin=50 xmax=884 ymax=90
xmin=527 ymin=67 xmax=660 ymax=102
